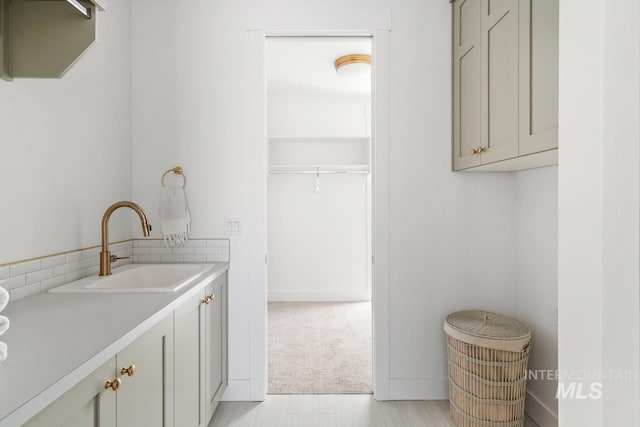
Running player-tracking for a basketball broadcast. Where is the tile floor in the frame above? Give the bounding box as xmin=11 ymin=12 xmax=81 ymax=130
xmin=209 ymin=394 xmax=539 ymax=427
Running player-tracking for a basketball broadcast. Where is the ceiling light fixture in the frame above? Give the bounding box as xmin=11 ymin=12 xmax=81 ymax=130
xmin=334 ymin=54 xmax=371 ymax=77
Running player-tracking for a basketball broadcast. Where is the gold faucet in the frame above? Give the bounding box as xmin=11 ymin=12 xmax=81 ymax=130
xmin=99 ymin=201 xmax=152 ymax=276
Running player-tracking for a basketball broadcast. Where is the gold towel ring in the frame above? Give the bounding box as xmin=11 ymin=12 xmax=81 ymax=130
xmin=161 ymin=166 xmax=187 ymax=188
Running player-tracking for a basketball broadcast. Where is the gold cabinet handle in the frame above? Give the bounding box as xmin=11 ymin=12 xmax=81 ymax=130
xmin=105 ymin=378 xmax=122 ymax=391
xmin=471 ymin=147 xmax=478 ymax=155
xmin=121 ymin=364 xmax=136 ymax=377
xmin=207 ymin=294 xmax=215 ymax=303
xmin=479 ymin=146 xmax=488 ymax=153
xmin=201 ymin=297 xmax=210 ymax=305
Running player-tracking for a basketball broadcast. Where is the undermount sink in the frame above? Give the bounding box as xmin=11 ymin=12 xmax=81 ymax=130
xmin=49 ymin=263 xmax=217 ymax=293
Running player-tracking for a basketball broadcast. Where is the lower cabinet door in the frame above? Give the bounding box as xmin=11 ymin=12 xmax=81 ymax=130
xmin=205 ymin=272 xmax=228 ymax=422
xmin=116 ymin=314 xmax=174 ymax=427
xmin=24 ymin=358 xmax=117 ymax=427
xmin=174 ymin=290 xmax=207 ymax=427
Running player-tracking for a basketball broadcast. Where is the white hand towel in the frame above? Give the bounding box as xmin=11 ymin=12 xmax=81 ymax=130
xmin=0 ymin=286 xmax=8 ymax=313
xmin=160 ymin=186 xmax=191 ymax=247
xmin=0 ymin=316 xmax=8 ymax=336
xmin=0 ymin=341 xmax=6 ymax=365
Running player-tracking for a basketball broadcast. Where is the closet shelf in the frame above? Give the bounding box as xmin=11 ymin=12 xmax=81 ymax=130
xmin=268 ymin=164 xmax=370 ymax=174
xmin=269 ymin=136 xmax=370 ymax=144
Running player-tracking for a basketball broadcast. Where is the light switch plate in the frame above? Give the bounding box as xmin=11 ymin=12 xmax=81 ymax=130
xmin=224 ymin=218 xmax=243 ymax=236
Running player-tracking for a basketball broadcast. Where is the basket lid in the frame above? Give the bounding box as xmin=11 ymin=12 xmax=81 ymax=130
xmin=444 ymin=311 xmax=531 ymax=352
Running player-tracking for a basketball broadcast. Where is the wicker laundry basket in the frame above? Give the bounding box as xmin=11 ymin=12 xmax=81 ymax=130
xmin=444 ymin=310 xmax=531 ymax=427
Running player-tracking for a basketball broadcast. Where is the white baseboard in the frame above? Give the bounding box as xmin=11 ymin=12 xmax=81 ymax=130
xmin=221 ymin=379 xmax=252 ymax=401
xmin=268 ymin=289 xmax=371 ymax=302
xmin=525 ymin=390 xmax=558 ymax=427
xmin=389 ymin=378 xmax=449 ymax=400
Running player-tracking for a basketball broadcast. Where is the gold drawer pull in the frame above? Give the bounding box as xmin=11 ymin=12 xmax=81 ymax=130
xmin=121 ymin=364 xmax=136 ymax=377
xmin=105 ymin=378 xmax=121 ymax=391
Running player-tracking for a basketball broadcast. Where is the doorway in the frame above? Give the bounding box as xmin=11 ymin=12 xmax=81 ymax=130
xmin=266 ymin=37 xmax=373 ymax=394
xmin=248 ymin=29 xmax=389 ymax=401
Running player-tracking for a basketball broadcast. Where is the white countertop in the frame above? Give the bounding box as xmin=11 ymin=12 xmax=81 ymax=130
xmin=0 ymin=262 xmax=229 ymax=427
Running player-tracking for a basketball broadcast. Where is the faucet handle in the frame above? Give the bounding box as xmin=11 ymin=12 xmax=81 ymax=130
xmin=110 ymin=255 xmax=131 ymax=263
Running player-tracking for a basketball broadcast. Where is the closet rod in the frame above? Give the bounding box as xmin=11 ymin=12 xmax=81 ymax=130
xmin=268 ymin=170 xmax=369 ymax=175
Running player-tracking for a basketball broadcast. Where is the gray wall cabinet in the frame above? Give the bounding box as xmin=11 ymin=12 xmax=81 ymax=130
xmin=0 ymin=0 xmax=105 ymax=81
xmin=452 ymin=0 xmax=558 ymax=171
xmin=518 ymin=0 xmax=559 ymax=156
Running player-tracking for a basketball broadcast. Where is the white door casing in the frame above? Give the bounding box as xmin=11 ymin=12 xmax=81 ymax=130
xmin=248 ymin=28 xmax=390 ymax=401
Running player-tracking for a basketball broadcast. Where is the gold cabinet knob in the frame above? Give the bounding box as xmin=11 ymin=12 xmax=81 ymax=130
xmin=471 ymin=146 xmax=488 ymax=155
xmin=201 ymin=294 xmax=215 ymax=304
xmin=121 ymin=364 xmax=136 ymax=377
xmin=105 ymin=378 xmax=122 ymax=391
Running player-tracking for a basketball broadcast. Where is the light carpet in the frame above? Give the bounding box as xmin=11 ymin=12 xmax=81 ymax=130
xmin=268 ymin=302 xmax=372 ymax=394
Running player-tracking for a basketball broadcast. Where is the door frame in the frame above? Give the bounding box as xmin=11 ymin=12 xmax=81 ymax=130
xmin=249 ymin=30 xmax=390 ymax=401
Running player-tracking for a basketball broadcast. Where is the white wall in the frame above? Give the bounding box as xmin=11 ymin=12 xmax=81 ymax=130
xmin=268 ymin=174 xmax=369 ymax=301
xmin=268 ymin=94 xmax=370 ymax=302
xmin=268 ymin=95 xmax=370 ymax=137
xmin=386 ymin=1 xmax=518 ymax=398
xmin=0 ymin=1 xmax=133 ymax=264
xmin=130 ymin=0 xmax=519 ymax=401
xmin=131 ymin=0 xmax=178 ymax=239
xmin=131 ymin=0 xmax=255 ymax=399
xmin=559 ymin=0 xmax=640 ymax=425
xmin=515 ymin=166 xmax=558 ymax=426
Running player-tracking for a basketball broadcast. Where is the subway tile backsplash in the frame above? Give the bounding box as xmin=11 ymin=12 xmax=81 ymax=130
xmin=132 ymin=239 xmax=229 ymax=263
xmin=0 ymin=239 xmax=229 ymax=303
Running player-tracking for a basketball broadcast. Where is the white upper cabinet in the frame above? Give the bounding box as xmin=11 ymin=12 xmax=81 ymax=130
xmin=452 ymin=0 xmax=559 ymax=171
